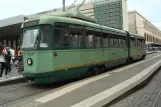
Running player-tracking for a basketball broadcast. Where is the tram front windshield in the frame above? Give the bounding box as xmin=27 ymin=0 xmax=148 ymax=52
xmin=22 ymin=28 xmax=39 ymax=49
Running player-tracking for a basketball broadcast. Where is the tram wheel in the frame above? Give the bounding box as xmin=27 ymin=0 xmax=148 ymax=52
xmin=86 ymin=68 xmax=94 ymax=77
xmin=100 ymin=65 xmax=106 ymax=73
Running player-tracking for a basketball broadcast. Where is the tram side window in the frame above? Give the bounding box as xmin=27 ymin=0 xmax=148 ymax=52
xmin=133 ymin=40 xmax=136 ymax=47
xmin=141 ymin=40 xmax=144 ymax=47
xmin=95 ymin=32 xmax=102 ymax=48
xmin=109 ymin=35 xmax=114 ymax=48
xmin=135 ymin=39 xmax=138 ymax=47
xmin=137 ymin=40 xmax=139 ymax=47
xmin=138 ymin=39 xmax=140 ymax=47
xmin=86 ymin=30 xmax=94 ymax=48
xmin=102 ymin=33 xmax=108 ymax=48
xmin=54 ymin=25 xmax=69 ymax=48
xmin=122 ymin=37 xmax=126 ymax=48
xmin=119 ymin=37 xmax=123 ymax=48
xmin=138 ymin=39 xmax=143 ymax=47
xmin=131 ymin=38 xmax=135 ymax=47
xmin=79 ymin=35 xmax=84 ymax=48
xmin=40 ymin=25 xmax=51 ymax=48
xmin=140 ymin=41 xmax=142 ymax=47
xmin=138 ymin=40 xmax=140 ymax=47
xmin=141 ymin=40 xmax=143 ymax=47
xmin=121 ymin=38 xmax=123 ymax=47
xmin=113 ymin=35 xmax=118 ymax=48
xmin=69 ymin=28 xmax=83 ymax=48
xmin=130 ymin=39 xmax=133 ymax=47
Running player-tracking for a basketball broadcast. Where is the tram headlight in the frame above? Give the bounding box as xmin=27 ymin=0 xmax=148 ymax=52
xmin=27 ymin=58 xmax=33 ymax=65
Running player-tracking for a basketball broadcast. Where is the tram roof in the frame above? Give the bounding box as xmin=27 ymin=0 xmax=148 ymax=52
xmin=22 ymin=14 xmax=127 ymax=36
xmin=129 ymin=32 xmax=144 ymax=39
xmin=22 ymin=12 xmax=144 ymax=38
xmin=53 ymin=12 xmax=98 ymax=23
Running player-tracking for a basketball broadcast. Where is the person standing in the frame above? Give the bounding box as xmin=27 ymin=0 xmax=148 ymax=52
xmin=5 ymin=47 xmax=12 ymax=72
xmin=18 ymin=47 xmax=23 ymax=73
xmin=0 ymin=46 xmax=9 ymax=78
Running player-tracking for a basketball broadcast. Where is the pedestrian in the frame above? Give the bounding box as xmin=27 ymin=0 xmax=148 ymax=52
xmin=5 ymin=47 xmax=12 ymax=72
xmin=0 ymin=46 xmax=9 ymax=79
xmin=18 ymin=47 xmax=23 ymax=73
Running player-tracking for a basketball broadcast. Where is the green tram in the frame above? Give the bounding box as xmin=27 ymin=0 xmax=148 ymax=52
xmin=21 ymin=12 xmax=146 ymax=83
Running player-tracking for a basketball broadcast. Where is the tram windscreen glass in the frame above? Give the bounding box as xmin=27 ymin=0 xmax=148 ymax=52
xmin=22 ymin=28 xmax=39 ymax=49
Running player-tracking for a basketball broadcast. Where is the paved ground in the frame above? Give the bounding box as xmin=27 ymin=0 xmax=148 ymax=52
xmin=105 ymin=66 xmax=161 ymax=107
xmin=146 ymin=51 xmax=157 ymax=54
xmin=1 ymin=65 xmax=22 ymax=78
xmin=2 ymin=52 xmax=160 ymax=107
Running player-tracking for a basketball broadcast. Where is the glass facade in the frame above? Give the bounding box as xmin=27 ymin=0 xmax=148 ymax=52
xmin=93 ymin=0 xmax=123 ymax=30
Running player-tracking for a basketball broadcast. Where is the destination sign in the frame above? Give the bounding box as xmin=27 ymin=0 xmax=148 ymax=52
xmin=24 ymin=20 xmax=37 ymax=27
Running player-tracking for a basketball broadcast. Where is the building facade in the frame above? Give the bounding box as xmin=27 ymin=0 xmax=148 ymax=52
xmin=0 ymin=0 xmax=128 ymax=52
xmin=0 ymin=15 xmax=25 ymax=51
xmin=128 ymin=11 xmax=161 ymax=44
xmin=93 ymin=0 xmax=128 ymax=30
xmin=44 ymin=0 xmax=128 ymax=31
xmin=0 ymin=1 xmax=161 ymax=52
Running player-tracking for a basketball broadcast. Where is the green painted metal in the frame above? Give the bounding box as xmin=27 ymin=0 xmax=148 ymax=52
xmin=21 ymin=12 xmax=127 ymax=36
xmin=24 ymin=66 xmax=88 ymax=83
xmin=23 ymin=47 xmax=128 ymax=83
xmin=54 ymin=11 xmax=98 ymax=23
xmin=130 ymin=47 xmax=146 ymax=58
xmin=23 ymin=51 xmax=54 ymax=74
xmin=22 ymin=11 xmax=146 ymax=84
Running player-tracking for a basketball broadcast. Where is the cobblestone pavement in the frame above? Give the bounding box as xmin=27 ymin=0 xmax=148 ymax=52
xmin=104 ymin=69 xmax=161 ymax=107
xmin=1 ymin=65 xmax=22 ymax=78
xmin=0 ymin=82 xmax=53 ymax=107
xmin=0 ymin=79 xmax=73 ymax=107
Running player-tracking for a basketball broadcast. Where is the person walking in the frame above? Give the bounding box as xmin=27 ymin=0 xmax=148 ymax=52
xmin=5 ymin=47 xmax=12 ymax=72
xmin=18 ymin=47 xmax=23 ymax=73
xmin=0 ymin=46 xmax=9 ymax=79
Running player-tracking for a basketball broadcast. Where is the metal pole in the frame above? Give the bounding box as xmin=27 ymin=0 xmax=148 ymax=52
xmin=63 ymin=0 xmax=65 ymax=12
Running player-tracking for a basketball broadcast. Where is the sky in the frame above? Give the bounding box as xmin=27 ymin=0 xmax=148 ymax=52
xmin=0 ymin=0 xmax=161 ymax=28
xmin=128 ymin=0 xmax=161 ymax=28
